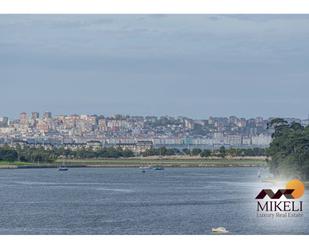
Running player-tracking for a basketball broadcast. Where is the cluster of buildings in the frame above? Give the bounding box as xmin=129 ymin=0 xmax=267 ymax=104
xmin=0 ymin=112 xmax=308 ymax=152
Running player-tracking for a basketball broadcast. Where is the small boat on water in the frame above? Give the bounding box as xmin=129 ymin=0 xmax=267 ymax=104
xmin=58 ymin=166 xmax=69 ymax=171
xmin=212 ymin=227 xmax=229 ymax=233
xmin=154 ymin=166 xmax=164 ymax=170
xmin=58 ymin=159 xmax=68 ymax=171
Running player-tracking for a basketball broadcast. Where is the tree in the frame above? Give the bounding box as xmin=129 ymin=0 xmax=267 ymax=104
xmin=0 ymin=146 xmax=18 ymax=162
xmin=182 ymin=148 xmax=191 ymax=155
xmin=227 ymin=148 xmax=237 ymax=157
xmin=219 ymin=146 xmax=226 ymax=158
xmin=191 ymin=148 xmax=202 ymax=156
xmin=268 ymin=121 xmax=309 ymax=179
xmin=200 ymin=149 xmax=211 ymax=158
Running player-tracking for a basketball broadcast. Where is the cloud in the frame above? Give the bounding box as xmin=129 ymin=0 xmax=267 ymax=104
xmin=0 ymin=15 xmax=309 ymax=118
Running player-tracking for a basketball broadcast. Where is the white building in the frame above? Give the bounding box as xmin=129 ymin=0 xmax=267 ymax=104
xmin=251 ymin=134 xmax=272 ymax=146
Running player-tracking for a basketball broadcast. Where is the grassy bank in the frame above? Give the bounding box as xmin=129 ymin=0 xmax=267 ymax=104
xmin=56 ymin=156 xmax=267 ymax=167
xmin=0 ymin=161 xmax=33 ymax=169
xmin=0 ymin=156 xmax=267 ymax=169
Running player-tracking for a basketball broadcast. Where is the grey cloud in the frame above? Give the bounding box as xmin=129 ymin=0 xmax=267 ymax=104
xmin=0 ymin=15 xmax=309 ymax=119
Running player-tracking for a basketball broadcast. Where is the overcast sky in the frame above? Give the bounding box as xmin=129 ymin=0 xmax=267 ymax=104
xmin=0 ymin=15 xmax=309 ymax=119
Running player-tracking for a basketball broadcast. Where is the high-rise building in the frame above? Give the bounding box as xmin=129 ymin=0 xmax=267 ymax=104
xmin=43 ymin=112 xmax=52 ymax=119
xmin=0 ymin=117 xmax=9 ymax=127
xmin=19 ymin=112 xmax=28 ymax=125
xmin=31 ymin=112 xmax=40 ymax=120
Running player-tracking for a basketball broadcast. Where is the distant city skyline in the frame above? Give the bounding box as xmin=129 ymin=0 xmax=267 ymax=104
xmin=1 ymin=111 xmax=308 ymax=149
xmin=1 ymin=15 xmax=309 ymax=119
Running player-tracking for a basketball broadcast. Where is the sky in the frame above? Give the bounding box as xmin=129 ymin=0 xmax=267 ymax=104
xmin=0 ymin=15 xmax=309 ymax=119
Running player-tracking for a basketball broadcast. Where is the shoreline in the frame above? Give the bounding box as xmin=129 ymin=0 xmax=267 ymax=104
xmin=0 ymin=157 xmax=267 ymax=169
xmin=0 ymin=165 xmax=262 ymax=169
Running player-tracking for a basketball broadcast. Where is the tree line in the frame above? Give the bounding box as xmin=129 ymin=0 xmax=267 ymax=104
xmin=268 ymin=118 xmax=309 ymax=179
xmin=0 ymin=145 xmax=134 ymax=163
xmin=141 ymin=146 xmax=266 ymax=158
xmin=0 ymin=144 xmax=267 ymax=163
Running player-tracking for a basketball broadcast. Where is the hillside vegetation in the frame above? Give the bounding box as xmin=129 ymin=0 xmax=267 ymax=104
xmin=268 ymin=118 xmax=309 ymax=179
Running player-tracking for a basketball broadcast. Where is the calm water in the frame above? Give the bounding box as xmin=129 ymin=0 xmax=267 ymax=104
xmin=0 ymin=167 xmax=308 ymax=234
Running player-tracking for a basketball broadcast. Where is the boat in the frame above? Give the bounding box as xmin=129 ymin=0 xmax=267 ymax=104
xmin=212 ymin=227 xmax=229 ymax=233
xmin=58 ymin=160 xmax=68 ymax=171
xmin=58 ymin=166 xmax=69 ymax=171
xmin=58 ymin=159 xmax=69 ymax=171
xmin=154 ymin=166 xmax=164 ymax=170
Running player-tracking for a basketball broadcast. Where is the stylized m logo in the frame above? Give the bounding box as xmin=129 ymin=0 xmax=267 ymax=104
xmin=255 ymin=189 xmax=295 ymax=199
